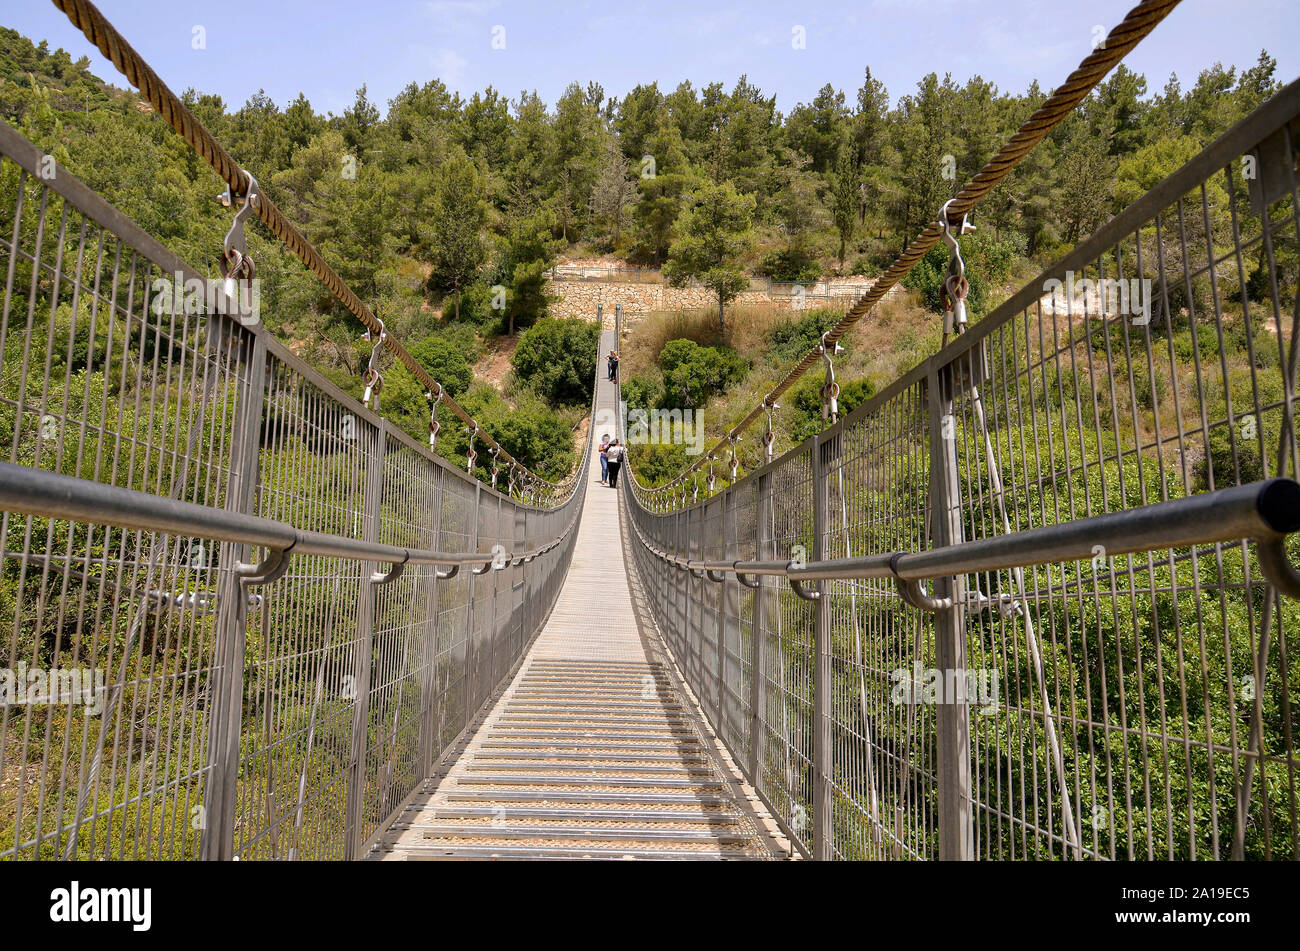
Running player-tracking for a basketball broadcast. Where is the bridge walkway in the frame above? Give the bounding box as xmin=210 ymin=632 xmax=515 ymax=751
xmin=376 ymin=331 xmax=787 ymax=860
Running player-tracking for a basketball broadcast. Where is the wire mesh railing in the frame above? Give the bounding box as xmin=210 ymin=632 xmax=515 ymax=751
xmin=0 ymin=118 xmax=590 ymax=861
xmin=624 ymin=81 xmax=1300 ymax=860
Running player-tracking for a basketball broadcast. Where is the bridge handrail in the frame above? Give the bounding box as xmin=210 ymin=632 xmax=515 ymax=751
xmin=0 ymin=107 xmax=602 ymax=859
xmin=619 ymin=74 xmax=1300 ymax=861
xmin=0 ymin=461 xmax=580 ymax=577
xmin=629 ymin=478 xmax=1300 ymax=598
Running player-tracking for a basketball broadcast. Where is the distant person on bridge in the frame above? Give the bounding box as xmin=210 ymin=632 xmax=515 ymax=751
xmin=605 ymin=439 xmax=624 ymax=488
xmin=607 ymin=350 xmax=619 ymax=382
xmin=599 ymin=433 xmax=611 ymax=484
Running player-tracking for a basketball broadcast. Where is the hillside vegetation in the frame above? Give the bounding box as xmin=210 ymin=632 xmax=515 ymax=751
xmin=0 ymin=27 xmax=1286 ymax=486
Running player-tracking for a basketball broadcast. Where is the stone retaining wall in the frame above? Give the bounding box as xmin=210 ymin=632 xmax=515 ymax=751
xmin=551 ymin=279 xmax=881 ymax=329
xmin=550 ymin=280 xmax=752 ymax=328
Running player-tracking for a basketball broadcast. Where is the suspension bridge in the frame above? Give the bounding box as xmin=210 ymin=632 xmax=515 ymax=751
xmin=2 ymin=0 xmax=1300 ymax=861
xmin=376 ymin=347 xmax=788 ymax=859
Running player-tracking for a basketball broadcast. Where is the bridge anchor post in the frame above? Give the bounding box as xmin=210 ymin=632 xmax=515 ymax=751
xmin=344 ymin=419 xmax=387 ymax=860
xmin=811 ymin=432 xmax=834 ymax=860
xmin=200 ymin=325 xmax=266 ymax=862
xmin=927 ymin=365 xmax=973 ymax=861
xmin=748 ymin=472 xmax=773 ymax=784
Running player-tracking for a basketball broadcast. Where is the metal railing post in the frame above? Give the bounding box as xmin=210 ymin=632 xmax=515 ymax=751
xmin=520 ymin=508 xmax=528 ymax=641
xmin=749 ymin=472 xmax=773 ymax=782
xmin=345 ymin=419 xmax=387 ymax=860
xmin=928 ymin=366 xmax=973 ymax=861
xmin=661 ymin=510 xmax=671 ymax=629
xmin=517 ymin=501 xmax=527 ymax=641
xmin=812 ymin=434 xmax=835 ymax=860
xmin=465 ymin=482 xmax=482 ymax=711
xmin=682 ymin=503 xmax=694 ymax=687
xmin=491 ymin=491 xmax=503 ymax=684
xmin=200 ymin=325 xmax=266 ymax=862
xmin=681 ymin=505 xmax=690 ymax=664
xmin=715 ymin=490 xmax=730 ymax=724
xmin=418 ymin=465 xmax=445 ymax=781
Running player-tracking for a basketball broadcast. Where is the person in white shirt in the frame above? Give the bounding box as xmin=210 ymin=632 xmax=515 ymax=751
xmin=605 ymin=439 xmax=625 ymax=488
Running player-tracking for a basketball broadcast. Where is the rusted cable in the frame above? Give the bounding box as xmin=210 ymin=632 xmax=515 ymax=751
xmin=50 ymin=0 xmax=571 ymax=496
xmin=651 ymin=0 xmax=1181 ymax=496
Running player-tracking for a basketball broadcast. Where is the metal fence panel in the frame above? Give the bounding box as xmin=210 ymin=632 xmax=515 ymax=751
xmin=0 ymin=120 xmax=584 ymax=861
xmin=625 ymin=86 xmax=1300 ymax=861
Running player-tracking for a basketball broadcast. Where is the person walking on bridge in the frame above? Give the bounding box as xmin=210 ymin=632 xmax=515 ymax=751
xmin=605 ymin=439 xmax=624 ymax=488
xmin=599 ymin=433 xmax=611 ymax=485
xmin=607 ymin=350 xmax=619 ymax=382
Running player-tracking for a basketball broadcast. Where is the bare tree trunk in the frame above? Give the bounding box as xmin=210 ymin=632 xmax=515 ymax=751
xmin=718 ymin=294 xmax=726 ymax=334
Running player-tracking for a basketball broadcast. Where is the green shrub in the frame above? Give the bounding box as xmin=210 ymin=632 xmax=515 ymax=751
xmin=765 ymin=308 xmax=843 ymax=363
xmin=848 ymin=238 xmax=893 ymax=275
xmin=442 ymin=281 xmax=499 ymax=326
xmin=1226 ymin=320 xmax=1281 ymax=369
xmin=408 ymin=335 xmax=473 ymax=397
xmin=760 ymin=247 xmax=822 ymax=283
xmin=1132 ymin=361 xmax=1167 ymax=412
xmin=351 ymin=330 xmax=476 ymax=446
xmin=1198 ymin=425 xmax=1266 ymax=489
xmin=510 ymin=317 xmax=601 ymax=407
xmin=440 ymin=382 xmax=576 ymax=479
xmin=621 ymin=374 xmax=658 ymax=412
xmin=658 ymin=339 xmax=748 ymax=409
xmin=1239 ymin=247 xmax=1298 ymax=309
xmin=903 ymin=231 xmax=1022 ymax=321
xmin=629 ymin=441 xmax=692 ymax=487
xmin=838 ymin=377 xmax=876 ymax=416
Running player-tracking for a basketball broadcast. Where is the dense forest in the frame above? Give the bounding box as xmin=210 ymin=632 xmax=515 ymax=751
xmin=0 ymin=26 xmax=1286 ymax=481
xmin=2 ymin=23 xmax=1298 ymax=864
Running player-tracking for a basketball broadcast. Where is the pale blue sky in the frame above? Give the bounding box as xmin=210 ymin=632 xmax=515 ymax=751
xmin=6 ymin=0 xmax=1298 ymax=116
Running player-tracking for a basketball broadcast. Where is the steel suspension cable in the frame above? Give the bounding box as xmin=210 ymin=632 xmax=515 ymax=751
xmin=49 ymin=0 xmax=571 ymax=497
xmin=650 ymin=0 xmax=1181 ymax=498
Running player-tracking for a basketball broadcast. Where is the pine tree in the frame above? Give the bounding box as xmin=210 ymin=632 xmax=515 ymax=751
xmin=590 ymin=141 xmax=637 ymax=248
xmin=831 ymin=146 xmax=858 ymax=267
xmin=663 ymin=182 xmax=756 ymax=332
xmin=424 ymin=150 xmax=487 ymax=320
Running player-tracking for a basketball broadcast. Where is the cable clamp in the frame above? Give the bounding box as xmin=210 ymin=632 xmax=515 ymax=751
xmin=427 ymin=385 xmax=443 ymax=449
xmin=361 ymin=318 xmax=386 ymax=410
xmin=762 ymin=399 xmax=780 ymax=462
xmin=220 ymin=169 xmax=259 ymax=290
xmin=938 ymin=199 xmax=976 ymax=334
xmin=465 ymin=424 xmax=478 ymax=473
xmin=820 ymin=332 xmax=844 ymax=422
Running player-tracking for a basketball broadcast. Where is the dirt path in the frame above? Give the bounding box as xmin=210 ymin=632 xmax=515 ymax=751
xmin=473 ymin=335 xmax=519 ymax=394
